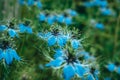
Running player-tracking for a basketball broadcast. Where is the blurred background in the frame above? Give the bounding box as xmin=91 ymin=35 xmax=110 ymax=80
xmin=0 ymin=0 xmax=120 ymax=80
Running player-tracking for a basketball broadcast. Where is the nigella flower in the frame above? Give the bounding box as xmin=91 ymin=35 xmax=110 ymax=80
xmin=46 ymin=49 xmax=88 ymax=80
xmin=100 ymin=7 xmax=112 ymax=16
xmin=93 ymin=0 xmax=108 ymax=7
xmin=46 ymin=15 xmax=56 ymax=25
xmin=0 ymin=23 xmax=18 ymax=38
xmin=104 ymin=77 xmax=111 ymax=80
xmin=38 ymin=13 xmax=46 ymax=21
xmin=18 ymin=0 xmax=25 ymax=5
xmin=47 ymin=29 xmax=68 ymax=46
xmin=0 ymin=41 xmax=20 ymax=65
xmin=57 ymin=14 xmax=64 ymax=23
xmin=27 ymin=0 xmax=34 ymax=6
xmin=86 ymin=68 xmax=99 ymax=80
xmin=0 ymin=25 xmax=7 ymax=31
xmin=67 ymin=9 xmax=77 ymax=16
xmin=35 ymin=0 xmax=42 ymax=8
xmin=79 ymin=51 xmax=95 ymax=60
xmin=95 ymin=22 xmax=104 ymax=30
xmin=64 ymin=17 xmax=72 ymax=25
xmin=71 ymin=39 xmax=82 ymax=49
xmin=27 ymin=0 xmax=42 ymax=8
xmin=107 ymin=63 xmax=116 ymax=72
xmin=19 ymin=21 xmax=32 ymax=34
xmin=83 ymin=1 xmax=94 ymax=7
xmin=116 ymin=66 xmax=120 ymax=74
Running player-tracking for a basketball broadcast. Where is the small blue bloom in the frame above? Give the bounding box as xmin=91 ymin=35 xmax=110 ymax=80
xmin=36 ymin=1 xmax=42 ymax=8
xmin=46 ymin=57 xmax=64 ymax=67
xmin=46 ymin=15 xmax=56 ymax=25
xmin=68 ymin=9 xmax=77 ymax=16
xmin=79 ymin=51 xmax=95 ymax=60
xmin=46 ymin=49 xmax=88 ymax=80
xmin=100 ymin=7 xmax=112 ymax=16
xmin=117 ymin=66 xmax=120 ymax=74
xmin=87 ymin=74 xmax=94 ymax=80
xmin=27 ymin=0 xmax=34 ymax=6
xmin=39 ymin=13 xmax=46 ymax=21
xmin=63 ymin=64 xmax=75 ymax=80
xmin=64 ymin=17 xmax=72 ymax=25
xmin=38 ymin=32 xmax=51 ymax=40
xmin=83 ymin=2 xmax=94 ymax=7
xmin=0 ymin=25 xmax=7 ymax=31
xmin=18 ymin=0 xmax=25 ymax=5
xmin=107 ymin=63 xmax=116 ymax=72
xmin=95 ymin=22 xmax=104 ymax=29
xmin=0 ymin=48 xmax=20 ymax=65
xmin=47 ymin=31 xmax=67 ymax=46
xmin=8 ymin=29 xmax=18 ymax=38
xmin=71 ymin=39 xmax=82 ymax=49
xmin=87 ymin=68 xmax=99 ymax=80
xmin=54 ymin=49 xmax=64 ymax=58
xmin=57 ymin=14 xmax=64 ymax=23
xmin=19 ymin=24 xmax=32 ymax=34
xmin=104 ymin=77 xmax=111 ymax=80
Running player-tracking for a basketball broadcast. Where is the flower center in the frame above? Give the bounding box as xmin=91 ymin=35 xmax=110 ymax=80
xmin=8 ymin=22 xmax=14 ymax=29
xmin=0 ymin=41 xmax=10 ymax=49
xmin=52 ymin=29 xmax=60 ymax=36
xmin=24 ymin=21 xmax=30 ymax=27
xmin=65 ymin=53 xmax=77 ymax=64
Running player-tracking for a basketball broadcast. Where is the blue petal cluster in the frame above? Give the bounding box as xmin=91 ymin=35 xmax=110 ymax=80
xmin=106 ymin=63 xmax=120 ymax=74
xmin=0 ymin=25 xmax=18 ymax=38
xmin=18 ymin=0 xmax=42 ymax=8
xmin=46 ymin=49 xmax=98 ymax=80
xmin=0 ymin=41 xmax=20 ymax=65
xmin=19 ymin=23 xmax=32 ymax=34
xmin=38 ymin=9 xmax=77 ymax=25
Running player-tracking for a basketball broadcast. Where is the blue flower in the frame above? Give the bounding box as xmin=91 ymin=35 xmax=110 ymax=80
xmin=107 ymin=63 xmax=116 ymax=72
xmin=100 ymin=7 xmax=112 ymax=16
xmin=83 ymin=2 xmax=94 ymax=7
xmin=46 ymin=30 xmax=67 ymax=46
xmin=104 ymin=77 xmax=111 ymax=80
xmin=117 ymin=66 xmax=120 ymax=74
xmin=0 ymin=41 xmax=20 ymax=65
xmin=64 ymin=17 xmax=72 ymax=25
xmin=0 ymin=25 xmax=7 ymax=31
xmin=95 ymin=22 xmax=104 ymax=29
xmin=36 ymin=0 xmax=42 ymax=8
xmin=67 ymin=9 xmax=77 ymax=16
xmin=87 ymin=68 xmax=99 ymax=80
xmin=46 ymin=15 xmax=56 ymax=25
xmin=84 ymin=0 xmax=108 ymax=8
xmin=71 ymin=39 xmax=82 ymax=49
xmin=79 ymin=51 xmax=95 ymax=60
xmin=57 ymin=14 xmax=64 ymax=23
xmin=0 ymin=48 xmax=20 ymax=64
xmin=18 ymin=0 xmax=25 ymax=5
xmin=19 ymin=23 xmax=32 ymax=34
xmin=0 ymin=25 xmax=18 ymax=38
xmin=27 ymin=0 xmax=34 ymax=6
xmin=46 ymin=49 xmax=88 ymax=80
xmin=8 ymin=29 xmax=18 ymax=38
xmin=39 ymin=13 xmax=46 ymax=21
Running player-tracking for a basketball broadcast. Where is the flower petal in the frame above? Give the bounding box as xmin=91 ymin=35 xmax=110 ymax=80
xmin=0 ymin=25 xmax=7 ymax=31
xmin=75 ymin=64 xmax=86 ymax=77
xmin=46 ymin=57 xmax=64 ymax=67
xmin=63 ymin=65 xmax=75 ymax=80
xmin=48 ymin=36 xmax=56 ymax=46
xmin=8 ymin=29 xmax=18 ymax=38
xmin=26 ymin=27 xmax=32 ymax=34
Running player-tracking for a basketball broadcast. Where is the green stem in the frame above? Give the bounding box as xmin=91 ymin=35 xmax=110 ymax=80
xmin=113 ymin=13 xmax=120 ymax=54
